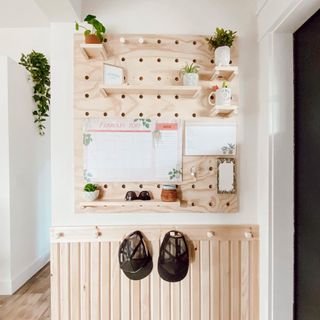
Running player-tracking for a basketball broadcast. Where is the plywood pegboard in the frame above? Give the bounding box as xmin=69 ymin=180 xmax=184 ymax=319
xmin=74 ymin=33 xmax=239 ymax=213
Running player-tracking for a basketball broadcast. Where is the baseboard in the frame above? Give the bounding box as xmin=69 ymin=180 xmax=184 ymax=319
xmin=0 ymin=252 xmax=49 ymax=295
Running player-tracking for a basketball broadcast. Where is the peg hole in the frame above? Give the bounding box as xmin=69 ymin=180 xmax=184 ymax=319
xmin=157 ymin=58 xmax=161 ymax=62
xmin=209 ymin=184 xmax=213 ymax=189
xmin=121 ymin=94 xmax=126 ymax=99
xmin=157 ymin=95 xmax=161 ymax=100
xmin=193 ymin=40 xmax=197 ymax=45
xmin=85 ymin=112 xmax=89 ymax=116
xmin=157 ymin=39 xmax=161 ymax=44
xmin=175 ymin=40 xmax=179 ymax=45
xmin=191 ymin=202 xmax=195 ymax=207
xmin=104 ymin=38 xmax=107 ymax=42
xmin=175 ymin=77 xmax=179 ymax=82
xmin=192 ymin=113 xmax=196 ymax=117
xmin=211 ymin=59 xmax=214 ymax=64
xmin=175 ymin=95 xmax=179 ymax=99
xmin=122 ymin=184 xmax=126 ymax=189
xmin=139 ymin=112 xmax=143 ymax=117
xmin=157 ymin=112 xmax=161 ymax=117
xmin=103 ymin=112 xmax=107 ymax=117
xmin=175 ymin=58 xmax=179 ymax=63
xmin=139 ymin=76 xmax=144 ymax=81
xmin=193 ymin=59 xmax=197 ymax=63
xmin=157 ymin=76 xmax=161 ymax=81
xmin=139 ymin=58 xmax=143 ymax=62
xmin=104 ymin=184 xmax=108 ymax=189
xmin=157 ymin=184 xmax=161 ymax=188
xmin=139 ymin=184 xmax=143 ymax=188
xmin=209 ymin=202 xmax=213 ymax=206
xmin=209 ymin=166 xmax=213 ymax=171
xmin=226 ymin=202 xmax=230 ymax=207
xmin=121 ymin=57 xmax=125 ymax=61
xmin=174 ymin=113 xmax=179 ymax=117
xmin=85 ymin=75 xmax=89 ymax=80
xmin=192 ymin=184 xmax=195 ymax=189
xmin=139 ymin=94 xmax=143 ymax=99
xmin=121 ymin=112 xmax=126 ymax=117
xmin=85 ymin=93 xmax=89 ymax=98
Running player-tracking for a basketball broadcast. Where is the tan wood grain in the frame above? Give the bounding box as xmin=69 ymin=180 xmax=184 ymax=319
xmin=73 ymin=33 xmax=239 ymax=214
xmin=70 ymin=243 xmax=80 ymax=320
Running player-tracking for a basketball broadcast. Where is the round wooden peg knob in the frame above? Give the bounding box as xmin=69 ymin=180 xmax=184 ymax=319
xmin=207 ymin=231 xmax=215 ymax=238
xmin=244 ymin=232 xmax=253 ymax=239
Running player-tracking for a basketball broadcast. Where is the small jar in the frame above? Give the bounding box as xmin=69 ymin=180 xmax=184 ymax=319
xmin=161 ymin=185 xmax=178 ymax=202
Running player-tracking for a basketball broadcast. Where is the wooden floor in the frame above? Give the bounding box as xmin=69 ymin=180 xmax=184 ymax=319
xmin=0 ymin=264 xmax=50 ymax=320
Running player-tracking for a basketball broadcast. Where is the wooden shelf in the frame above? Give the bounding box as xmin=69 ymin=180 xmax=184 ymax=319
xmin=201 ymin=66 xmax=238 ymax=81
xmin=212 ymin=105 xmax=238 ymax=117
xmin=80 ymin=43 xmax=108 ymax=60
xmin=80 ymin=199 xmax=181 ymax=208
xmin=100 ymin=84 xmax=201 ymax=97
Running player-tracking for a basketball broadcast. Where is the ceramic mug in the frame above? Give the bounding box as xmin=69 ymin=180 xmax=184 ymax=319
xmin=208 ymin=88 xmax=231 ymax=106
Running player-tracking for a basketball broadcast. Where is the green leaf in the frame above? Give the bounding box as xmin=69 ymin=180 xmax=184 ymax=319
xmin=75 ymin=22 xmax=79 ymax=31
xmin=84 ymin=14 xmax=96 ymax=22
xmin=84 ymin=29 xmax=91 ymax=36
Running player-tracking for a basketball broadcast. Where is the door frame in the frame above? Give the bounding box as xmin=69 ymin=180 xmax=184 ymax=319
xmin=258 ymin=1 xmax=320 ymax=319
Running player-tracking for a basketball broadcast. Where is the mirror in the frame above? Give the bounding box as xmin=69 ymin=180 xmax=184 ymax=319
xmin=217 ymin=158 xmax=236 ymax=194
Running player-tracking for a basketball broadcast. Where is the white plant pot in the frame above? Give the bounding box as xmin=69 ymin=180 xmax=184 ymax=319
xmin=214 ymin=46 xmax=231 ymax=66
xmin=83 ymin=190 xmax=100 ymax=202
xmin=182 ymin=73 xmax=199 ymax=86
xmin=208 ymin=88 xmax=232 ymax=106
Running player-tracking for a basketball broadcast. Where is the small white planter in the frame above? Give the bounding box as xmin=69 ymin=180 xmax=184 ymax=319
xmin=83 ymin=190 xmax=100 ymax=202
xmin=208 ymin=88 xmax=232 ymax=106
xmin=182 ymin=73 xmax=199 ymax=86
xmin=214 ymin=46 xmax=231 ymax=66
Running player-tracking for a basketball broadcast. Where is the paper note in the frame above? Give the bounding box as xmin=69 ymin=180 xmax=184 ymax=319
xmin=185 ymin=121 xmax=236 ymax=156
xmin=83 ymin=118 xmax=182 ymax=182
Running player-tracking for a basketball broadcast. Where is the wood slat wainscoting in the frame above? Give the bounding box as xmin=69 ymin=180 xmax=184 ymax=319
xmin=51 ymin=225 xmax=259 ymax=320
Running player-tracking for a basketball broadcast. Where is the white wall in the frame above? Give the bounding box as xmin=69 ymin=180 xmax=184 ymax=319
xmin=0 ymin=57 xmax=12 ymax=294
xmin=51 ymin=0 xmax=259 ymax=226
xmin=0 ymin=28 xmax=51 ymax=294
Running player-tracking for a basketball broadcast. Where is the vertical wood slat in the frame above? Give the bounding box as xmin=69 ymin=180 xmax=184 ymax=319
xmin=80 ymin=243 xmax=90 ymax=320
xmin=211 ymin=240 xmax=220 ymax=320
xmin=191 ymin=240 xmax=200 ymax=320
xmin=240 ymin=241 xmax=250 ymax=320
xmin=101 ymin=242 xmax=111 ymax=320
xmin=231 ymin=241 xmax=240 ymax=320
xmin=220 ymin=241 xmax=230 ymax=320
xmin=91 ymin=242 xmax=101 ymax=320
xmin=51 ymin=229 xmax=259 ymax=320
xmin=70 ymin=243 xmax=81 ymax=320
xmin=60 ymin=243 xmax=70 ymax=320
xmin=151 ymin=240 xmax=160 ymax=320
xmin=181 ymin=265 xmax=191 ymax=320
xmin=111 ymin=242 xmax=121 ymax=320
xmin=200 ymin=241 xmax=210 ymax=320
xmin=51 ymin=243 xmax=60 ymax=320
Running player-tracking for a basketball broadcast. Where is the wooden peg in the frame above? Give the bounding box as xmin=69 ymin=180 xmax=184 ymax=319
xmin=120 ymin=37 xmax=126 ymax=43
xmin=138 ymin=37 xmax=144 ymax=44
xmin=244 ymin=232 xmax=253 ymax=239
xmin=207 ymin=231 xmax=215 ymax=238
xmin=56 ymin=232 xmax=64 ymax=239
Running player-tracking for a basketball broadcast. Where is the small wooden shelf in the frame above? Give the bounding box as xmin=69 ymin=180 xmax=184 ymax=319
xmin=80 ymin=199 xmax=181 ymax=208
xmin=212 ymin=105 xmax=238 ymax=117
xmin=100 ymin=84 xmax=201 ymax=97
xmin=80 ymin=43 xmax=108 ymax=60
xmin=201 ymin=66 xmax=238 ymax=81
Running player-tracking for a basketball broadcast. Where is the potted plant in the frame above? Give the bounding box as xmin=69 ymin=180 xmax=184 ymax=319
xmin=208 ymin=81 xmax=231 ymax=106
xmin=181 ymin=63 xmax=200 ymax=86
xmin=75 ymin=14 xmax=106 ymax=44
xmin=206 ymin=28 xmax=237 ymax=66
xmin=83 ymin=183 xmax=100 ymax=201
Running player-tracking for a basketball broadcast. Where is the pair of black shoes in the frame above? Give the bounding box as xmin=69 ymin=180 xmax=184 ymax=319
xmin=118 ymin=230 xmax=189 ymax=282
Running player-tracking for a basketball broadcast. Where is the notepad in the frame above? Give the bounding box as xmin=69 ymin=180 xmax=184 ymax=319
xmin=185 ymin=121 xmax=236 ymax=156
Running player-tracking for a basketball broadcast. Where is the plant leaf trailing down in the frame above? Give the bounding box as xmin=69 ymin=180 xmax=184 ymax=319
xmin=19 ymin=51 xmax=50 ymax=136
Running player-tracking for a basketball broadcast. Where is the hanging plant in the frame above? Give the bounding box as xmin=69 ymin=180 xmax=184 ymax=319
xmin=19 ymin=51 xmax=51 ymax=136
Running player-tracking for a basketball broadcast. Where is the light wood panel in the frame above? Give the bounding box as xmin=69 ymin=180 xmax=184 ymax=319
xmin=51 ymin=225 xmax=259 ymax=320
xmin=74 ymin=33 xmax=239 ymax=213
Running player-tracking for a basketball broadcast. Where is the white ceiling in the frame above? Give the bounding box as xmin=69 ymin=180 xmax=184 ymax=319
xmin=0 ymin=0 xmax=49 ymax=27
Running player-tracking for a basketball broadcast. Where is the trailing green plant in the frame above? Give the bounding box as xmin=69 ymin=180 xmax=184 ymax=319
xmin=206 ymin=28 xmax=237 ymax=50
xmin=181 ymin=62 xmax=200 ymax=74
xmin=19 ymin=51 xmax=50 ymax=136
xmin=168 ymin=168 xmax=182 ymax=180
xmin=75 ymin=14 xmax=106 ymax=42
xmin=84 ymin=183 xmax=98 ymax=192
